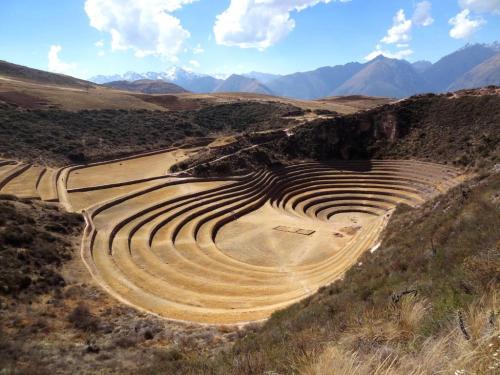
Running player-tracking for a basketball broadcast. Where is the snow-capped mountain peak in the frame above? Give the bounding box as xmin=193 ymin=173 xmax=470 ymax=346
xmin=164 ymin=66 xmax=204 ymax=82
xmin=89 ymin=66 xmax=205 ymax=84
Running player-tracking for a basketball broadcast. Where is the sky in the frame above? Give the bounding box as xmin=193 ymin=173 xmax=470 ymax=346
xmin=1 ymin=0 xmax=500 ymax=79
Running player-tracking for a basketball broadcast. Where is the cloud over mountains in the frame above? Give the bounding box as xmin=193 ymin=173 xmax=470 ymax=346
xmin=84 ymin=0 xmax=197 ymax=60
xmin=213 ymin=1 xmax=351 ymax=50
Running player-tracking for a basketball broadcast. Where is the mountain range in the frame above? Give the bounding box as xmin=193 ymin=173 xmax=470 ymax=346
xmin=103 ymin=79 xmax=188 ymax=94
xmin=90 ymin=43 xmax=500 ymax=99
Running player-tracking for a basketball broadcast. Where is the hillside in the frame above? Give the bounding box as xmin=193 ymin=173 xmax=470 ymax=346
xmin=1 ymin=60 xmax=392 ymax=114
xmin=0 ymin=60 xmax=93 ymax=89
xmin=213 ymin=74 xmax=274 ymax=95
xmin=448 ymin=53 xmax=500 ymax=91
xmin=0 ymin=100 xmax=298 ymax=166
xmin=424 ymin=44 xmax=497 ymax=92
xmin=172 ymin=88 xmax=500 ymax=175
xmin=0 ymin=195 xmax=234 ymax=374
xmin=267 ymin=63 xmax=363 ymax=99
xmin=103 ymin=79 xmax=188 ymax=94
xmin=332 ymin=56 xmax=426 ymax=98
xmin=286 ymin=89 xmax=499 ymax=165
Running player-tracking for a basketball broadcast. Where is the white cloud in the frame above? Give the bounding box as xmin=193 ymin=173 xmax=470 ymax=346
xmin=459 ymin=0 xmax=500 ymax=14
xmin=84 ymin=0 xmax=197 ymax=60
xmin=48 ymin=45 xmax=77 ymax=74
xmin=381 ymin=9 xmax=412 ymax=44
xmin=413 ymin=1 xmax=434 ymax=26
xmin=366 ymin=3 xmax=433 ymax=61
xmin=94 ymin=39 xmax=105 ymax=48
xmin=213 ymin=0 xmax=350 ymax=50
xmin=189 ymin=59 xmax=200 ymax=67
xmin=192 ymin=44 xmax=204 ymax=54
xmin=365 ymin=45 xmax=414 ymax=61
xmin=449 ymin=9 xmax=485 ymax=39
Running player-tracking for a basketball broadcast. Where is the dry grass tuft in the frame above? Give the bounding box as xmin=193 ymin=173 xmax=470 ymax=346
xmin=395 ymin=295 xmax=429 ymax=338
xmin=341 ymin=295 xmax=429 ymax=354
xmin=304 ymin=291 xmax=499 ymax=375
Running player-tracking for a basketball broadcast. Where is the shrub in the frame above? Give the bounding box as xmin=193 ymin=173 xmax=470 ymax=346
xmin=67 ymin=303 xmax=100 ymax=332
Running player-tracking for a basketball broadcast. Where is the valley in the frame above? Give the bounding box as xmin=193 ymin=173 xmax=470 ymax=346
xmin=0 ymin=59 xmax=498 ymax=374
xmin=2 ymin=0 xmax=500 ymax=371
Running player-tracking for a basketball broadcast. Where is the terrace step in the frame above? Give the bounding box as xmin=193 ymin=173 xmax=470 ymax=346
xmin=81 ymin=160 xmax=463 ymax=324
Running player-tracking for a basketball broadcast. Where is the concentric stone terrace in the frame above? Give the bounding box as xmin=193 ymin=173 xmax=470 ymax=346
xmin=0 ymin=159 xmax=60 ymax=201
xmin=0 ymin=152 xmax=463 ymax=324
xmin=77 ymin=159 xmax=462 ymax=324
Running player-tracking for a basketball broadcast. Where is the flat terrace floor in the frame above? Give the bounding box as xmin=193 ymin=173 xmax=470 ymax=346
xmin=216 ymin=204 xmax=378 ymax=268
xmin=67 ymin=147 xmax=198 ymax=190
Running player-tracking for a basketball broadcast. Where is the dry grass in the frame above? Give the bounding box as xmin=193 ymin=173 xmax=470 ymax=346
xmin=339 ymin=295 xmax=429 ymax=355
xmin=304 ymin=291 xmax=499 ymax=375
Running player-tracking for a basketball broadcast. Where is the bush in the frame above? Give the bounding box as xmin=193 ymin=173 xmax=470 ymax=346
xmin=68 ymin=304 xmax=100 ymax=332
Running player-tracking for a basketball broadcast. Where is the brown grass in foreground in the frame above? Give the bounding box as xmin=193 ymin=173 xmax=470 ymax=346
xmin=305 ymin=293 xmax=499 ymax=375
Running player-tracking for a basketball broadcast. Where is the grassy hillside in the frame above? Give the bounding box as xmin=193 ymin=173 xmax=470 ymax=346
xmin=0 ymin=60 xmax=392 ymax=113
xmin=0 ymin=101 xmax=297 ymax=166
xmin=0 ymin=60 xmax=93 ymax=89
xmin=145 ymin=170 xmax=499 ymax=374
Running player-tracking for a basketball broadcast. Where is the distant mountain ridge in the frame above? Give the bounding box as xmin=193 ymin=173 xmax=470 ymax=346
xmin=89 ymin=43 xmax=500 ymax=98
xmin=423 ymin=44 xmax=497 ymax=92
xmin=448 ymin=54 xmax=500 ymax=91
xmin=242 ymin=72 xmax=282 ymax=84
xmin=332 ymin=56 xmax=427 ymax=98
xmin=213 ymin=75 xmax=273 ymax=95
xmin=91 ymin=67 xmax=222 ymax=94
xmin=267 ymin=63 xmax=364 ymax=99
xmin=103 ymin=79 xmax=188 ymax=94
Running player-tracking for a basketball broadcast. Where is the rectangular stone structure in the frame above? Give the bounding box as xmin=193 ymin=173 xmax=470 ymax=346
xmin=273 ymin=226 xmax=315 ymax=236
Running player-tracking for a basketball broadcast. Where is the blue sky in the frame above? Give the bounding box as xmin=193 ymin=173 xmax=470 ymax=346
xmin=1 ymin=0 xmax=499 ymax=79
